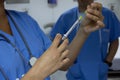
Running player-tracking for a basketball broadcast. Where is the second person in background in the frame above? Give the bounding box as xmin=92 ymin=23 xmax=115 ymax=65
xmin=50 ymin=0 xmax=120 ymax=80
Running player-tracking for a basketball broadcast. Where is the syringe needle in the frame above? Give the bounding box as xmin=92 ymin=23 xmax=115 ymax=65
xmin=62 ymin=16 xmax=83 ymax=40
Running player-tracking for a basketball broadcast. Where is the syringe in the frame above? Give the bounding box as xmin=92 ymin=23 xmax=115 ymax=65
xmin=62 ymin=16 xmax=83 ymax=40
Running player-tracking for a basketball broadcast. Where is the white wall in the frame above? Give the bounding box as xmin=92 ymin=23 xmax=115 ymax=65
xmin=5 ymin=0 xmax=120 ymax=30
xmin=97 ymin=0 xmax=120 ymax=20
xmin=5 ymin=0 xmax=120 ymax=80
xmin=5 ymin=0 xmax=77 ymax=32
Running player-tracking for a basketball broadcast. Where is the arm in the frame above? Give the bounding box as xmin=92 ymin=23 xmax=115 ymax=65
xmin=60 ymin=2 xmax=105 ymax=71
xmin=105 ymin=39 xmax=119 ymax=65
xmin=21 ymin=34 xmax=70 ymax=80
xmin=104 ymin=10 xmax=120 ymax=66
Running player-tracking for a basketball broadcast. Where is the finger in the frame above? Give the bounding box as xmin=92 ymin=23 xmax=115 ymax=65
xmin=87 ymin=8 xmax=102 ymax=19
xmin=97 ymin=20 xmax=105 ymax=28
xmin=91 ymin=2 xmax=102 ymax=11
xmin=60 ymin=49 xmax=69 ymax=60
xmin=85 ymin=21 xmax=105 ymax=32
xmin=86 ymin=12 xmax=99 ymax=22
xmin=87 ymin=5 xmax=91 ymax=10
xmin=58 ymin=39 xmax=69 ymax=52
xmin=59 ymin=58 xmax=70 ymax=68
xmin=51 ymin=33 xmax=62 ymax=48
xmin=62 ymin=58 xmax=70 ymax=65
xmin=86 ymin=9 xmax=104 ymax=21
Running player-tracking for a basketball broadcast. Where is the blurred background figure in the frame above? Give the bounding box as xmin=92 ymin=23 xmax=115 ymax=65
xmin=50 ymin=0 xmax=120 ymax=80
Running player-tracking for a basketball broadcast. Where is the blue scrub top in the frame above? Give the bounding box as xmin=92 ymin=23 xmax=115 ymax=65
xmin=0 ymin=10 xmax=51 ymax=80
xmin=50 ymin=7 xmax=120 ymax=80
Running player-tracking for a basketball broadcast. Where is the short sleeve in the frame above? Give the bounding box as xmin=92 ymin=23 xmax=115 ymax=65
xmin=109 ymin=12 xmax=120 ymax=42
xmin=50 ymin=14 xmax=67 ymax=41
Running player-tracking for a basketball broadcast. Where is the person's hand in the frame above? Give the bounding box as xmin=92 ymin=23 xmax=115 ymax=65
xmin=33 ymin=33 xmax=70 ymax=79
xmin=81 ymin=2 xmax=105 ymax=33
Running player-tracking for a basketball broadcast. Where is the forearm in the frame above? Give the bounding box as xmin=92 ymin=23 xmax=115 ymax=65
xmin=60 ymin=27 xmax=90 ymax=70
xmin=21 ymin=70 xmax=45 ymax=80
xmin=105 ymin=39 xmax=119 ymax=62
xmin=21 ymin=60 xmax=47 ymax=80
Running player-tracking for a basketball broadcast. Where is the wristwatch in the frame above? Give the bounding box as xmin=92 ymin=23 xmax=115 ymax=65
xmin=104 ymin=60 xmax=112 ymax=67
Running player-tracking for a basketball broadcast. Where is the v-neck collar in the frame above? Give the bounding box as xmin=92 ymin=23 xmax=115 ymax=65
xmin=0 ymin=11 xmax=17 ymax=43
xmin=0 ymin=11 xmax=22 ymax=46
xmin=5 ymin=11 xmax=23 ymax=46
xmin=0 ymin=30 xmax=15 ymax=44
xmin=5 ymin=11 xmax=30 ymax=56
xmin=6 ymin=11 xmax=17 ymax=39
